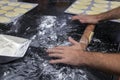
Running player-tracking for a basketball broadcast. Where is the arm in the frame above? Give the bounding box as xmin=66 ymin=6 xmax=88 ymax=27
xmin=72 ymin=7 xmax=120 ymax=24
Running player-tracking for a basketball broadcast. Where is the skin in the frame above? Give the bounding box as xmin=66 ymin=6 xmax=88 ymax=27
xmin=47 ymin=7 xmax=120 ymax=75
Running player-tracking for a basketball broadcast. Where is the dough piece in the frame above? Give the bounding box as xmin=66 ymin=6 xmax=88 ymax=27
xmin=86 ymin=11 xmax=101 ymax=15
xmin=75 ymin=1 xmax=91 ymax=5
xmin=94 ymin=0 xmax=109 ymax=4
xmin=93 ymin=4 xmax=108 ymax=8
xmin=0 ymin=10 xmax=7 ymax=14
xmin=91 ymin=7 xmax=108 ymax=12
xmin=72 ymin=5 xmax=88 ymax=9
xmin=0 ymin=16 xmax=10 ymax=23
xmin=20 ymin=4 xmax=33 ymax=8
xmin=77 ymin=0 xmax=92 ymax=3
xmin=1 ymin=6 xmax=14 ymax=11
xmin=111 ymin=5 xmax=120 ymax=9
xmin=0 ymin=1 xmax=8 ymax=4
xmin=5 ymin=12 xmax=19 ymax=17
xmin=67 ymin=8 xmax=84 ymax=14
xmin=111 ymin=2 xmax=120 ymax=5
xmin=8 ymin=3 xmax=20 ymax=6
xmin=14 ymin=8 xmax=28 ymax=13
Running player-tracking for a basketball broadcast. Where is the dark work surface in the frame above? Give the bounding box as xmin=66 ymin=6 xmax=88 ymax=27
xmin=0 ymin=0 xmax=120 ymax=80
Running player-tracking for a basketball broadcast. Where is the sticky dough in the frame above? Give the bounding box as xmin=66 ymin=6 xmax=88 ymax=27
xmin=0 ymin=16 xmax=10 ymax=23
xmin=5 ymin=12 xmax=19 ymax=17
xmin=1 ymin=6 xmax=14 ymax=10
xmin=20 ymin=4 xmax=33 ymax=8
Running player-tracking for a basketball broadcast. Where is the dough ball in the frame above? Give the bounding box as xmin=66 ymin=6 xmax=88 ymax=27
xmin=1 ymin=6 xmax=14 ymax=11
xmin=20 ymin=4 xmax=33 ymax=8
xmin=0 ymin=16 xmax=10 ymax=23
xmin=0 ymin=10 xmax=7 ymax=14
xmin=14 ymin=8 xmax=28 ymax=13
xmin=5 ymin=12 xmax=19 ymax=17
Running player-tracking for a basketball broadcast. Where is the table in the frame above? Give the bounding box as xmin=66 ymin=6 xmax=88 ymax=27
xmin=0 ymin=0 xmax=119 ymax=80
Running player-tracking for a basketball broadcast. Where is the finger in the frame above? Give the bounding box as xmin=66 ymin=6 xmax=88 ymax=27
xmin=48 ymin=53 xmax=63 ymax=58
xmin=49 ymin=59 xmax=65 ymax=64
xmin=47 ymin=48 xmax=63 ymax=53
xmin=55 ymin=46 xmax=69 ymax=50
xmin=68 ymin=37 xmax=79 ymax=45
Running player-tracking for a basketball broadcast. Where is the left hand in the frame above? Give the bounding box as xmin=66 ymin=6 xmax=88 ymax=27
xmin=47 ymin=37 xmax=89 ymax=66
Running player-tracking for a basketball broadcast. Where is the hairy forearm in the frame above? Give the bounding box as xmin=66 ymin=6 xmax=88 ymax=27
xmin=86 ymin=52 xmax=120 ymax=75
xmin=97 ymin=7 xmax=120 ymax=21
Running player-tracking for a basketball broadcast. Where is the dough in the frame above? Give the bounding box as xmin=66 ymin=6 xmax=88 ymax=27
xmin=66 ymin=8 xmax=84 ymax=14
xmin=0 ymin=16 xmax=10 ymax=23
xmin=111 ymin=2 xmax=120 ymax=5
xmin=8 ymin=3 xmax=20 ymax=6
xmin=20 ymin=4 xmax=33 ymax=8
xmin=93 ymin=4 xmax=108 ymax=8
xmin=91 ymin=7 xmax=108 ymax=12
xmin=94 ymin=0 xmax=109 ymax=4
xmin=14 ymin=8 xmax=28 ymax=13
xmin=75 ymin=1 xmax=91 ymax=5
xmin=77 ymin=0 xmax=92 ymax=3
xmin=1 ymin=6 xmax=14 ymax=11
xmin=5 ymin=12 xmax=19 ymax=17
xmin=0 ymin=10 xmax=7 ymax=14
xmin=111 ymin=5 xmax=120 ymax=9
xmin=0 ymin=1 xmax=8 ymax=4
xmin=72 ymin=5 xmax=88 ymax=9
xmin=86 ymin=11 xmax=101 ymax=15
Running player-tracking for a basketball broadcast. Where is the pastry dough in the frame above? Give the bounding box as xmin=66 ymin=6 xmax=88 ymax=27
xmin=111 ymin=5 xmax=120 ymax=9
xmin=8 ymin=3 xmax=20 ymax=6
xmin=14 ymin=8 xmax=28 ymax=13
xmin=72 ymin=5 xmax=88 ymax=9
xmin=5 ymin=12 xmax=19 ymax=17
xmin=93 ymin=4 xmax=108 ymax=8
xmin=20 ymin=4 xmax=33 ymax=8
xmin=86 ymin=11 xmax=101 ymax=15
xmin=91 ymin=7 xmax=107 ymax=12
xmin=67 ymin=8 xmax=84 ymax=14
xmin=0 ymin=10 xmax=7 ymax=14
xmin=1 ymin=6 xmax=14 ymax=10
xmin=94 ymin=0 xmax=109 ymax=3
xmin=0 ymin=16 xmax=10 ymax=23
xmin=75 ymin=1 xmax=91 ymax=5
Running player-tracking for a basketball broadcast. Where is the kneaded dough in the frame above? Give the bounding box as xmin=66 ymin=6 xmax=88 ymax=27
xmin=14 ymin=8 xmax=28 ymax=13
xmin=111 ymin=2 xmax=120 ymax=5
xmin=1 ymin=6 xmax=14 ymax=11
xmin=5 ymin=12 xmax=19 ymax=17
xmin=67 ymin=8 xmax=84 ymax=14
xmin=0 ymin=16 xmax=10 ymax=23
xmin=8 ymin=3 xmax=20 ymax=6
xmin=20 ymin=4 xmax=33 ymax=8
xmin=111 ymin=5 xmax=120 ymax=9
xmin=0 ymin=10 xmax=7 ymax=14
xmin=94 ymin=0 xmax=109 ymax=3
xmin=75 ymin=1 xmax=90 ymax=5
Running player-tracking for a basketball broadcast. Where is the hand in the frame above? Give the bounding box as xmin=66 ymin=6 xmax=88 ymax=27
xmin=72 ymin=14 xmax=100 ymax=24
xmin=47 ymin=37 xmax=89 ymax=66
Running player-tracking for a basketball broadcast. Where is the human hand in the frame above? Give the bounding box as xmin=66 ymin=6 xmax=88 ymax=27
xmin=72 ymin=14 xmax=100 ymax=24
xmin=47 ymin=37 xmax=89 ymax=66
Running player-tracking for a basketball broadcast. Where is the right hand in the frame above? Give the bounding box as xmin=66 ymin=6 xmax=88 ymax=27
xmin=72 ymin=14 xmax=100 ymax=24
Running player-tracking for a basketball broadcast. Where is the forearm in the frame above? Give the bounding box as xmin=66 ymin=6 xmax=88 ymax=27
xmin=96 ymin=7 xmax=120 ymax=21
xmin=86 ymin=52 xmax=120 ymax=75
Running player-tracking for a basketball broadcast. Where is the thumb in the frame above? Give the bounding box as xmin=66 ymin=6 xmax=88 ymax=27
xmin=68 ymin=37 xmax=79 ymax=45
